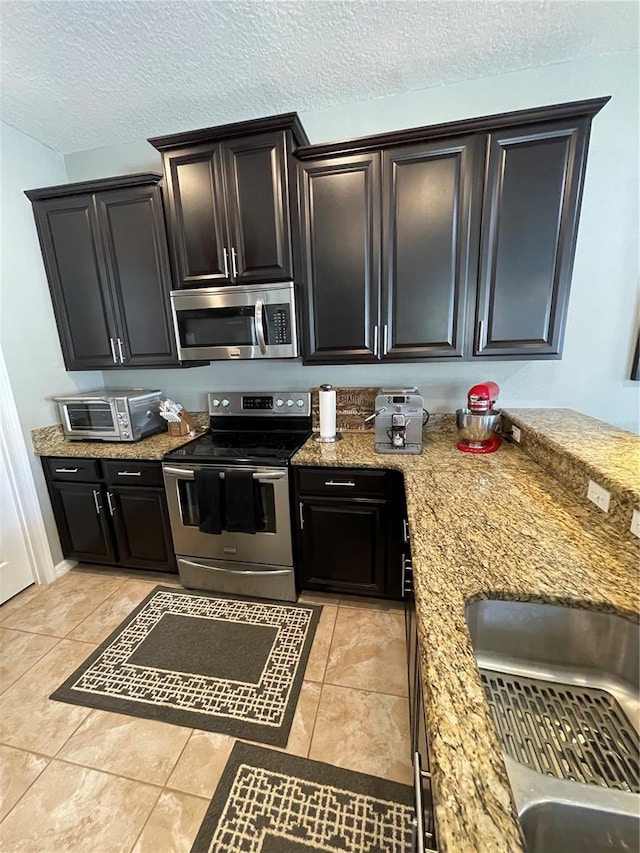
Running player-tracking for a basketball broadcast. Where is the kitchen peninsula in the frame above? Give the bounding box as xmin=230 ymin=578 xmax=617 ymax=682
xmin=31 ymin=407 xmax=640 ymax=852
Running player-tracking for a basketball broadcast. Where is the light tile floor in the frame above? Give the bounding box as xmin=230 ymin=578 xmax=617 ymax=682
xmin=0 ymin=567 xmax=411 ymax=852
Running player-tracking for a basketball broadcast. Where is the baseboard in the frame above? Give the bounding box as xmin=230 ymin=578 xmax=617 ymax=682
xmin=55 ymin=559 xmax=77 ymax=578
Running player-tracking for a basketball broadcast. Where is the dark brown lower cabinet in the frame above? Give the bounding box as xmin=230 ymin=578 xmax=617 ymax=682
xmin=49 ymin=482 xmax=116 ymax=564
xmin=294 ymin=467 xmax=403 ymax=599
xmin=43 ymin=458 xmax=176 ymax=573
xmin=109 ymin=486 xmax=175 ymax=571
xmin=297 ymin=497 xmax=387 ymax=596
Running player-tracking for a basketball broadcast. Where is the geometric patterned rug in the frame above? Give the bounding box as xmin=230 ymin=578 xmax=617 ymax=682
xmin=50 ymin=586 xmax=321 ymax=747
xmin=191 ymin=741 xmax=415 ymax=852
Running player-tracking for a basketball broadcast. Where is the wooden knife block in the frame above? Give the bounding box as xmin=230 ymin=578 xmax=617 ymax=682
xmin=167 ymin=411 xmax=197 ymax=436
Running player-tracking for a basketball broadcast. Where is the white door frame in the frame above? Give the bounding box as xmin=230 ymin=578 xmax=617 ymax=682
xmin=0 ymin=344 xmax=56 ymax=586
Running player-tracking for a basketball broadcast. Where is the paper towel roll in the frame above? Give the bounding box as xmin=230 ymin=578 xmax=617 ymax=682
xmin=319 ymin=385 xmax=337 ymax=439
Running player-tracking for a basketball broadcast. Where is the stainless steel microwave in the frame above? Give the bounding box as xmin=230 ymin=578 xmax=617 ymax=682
xmin=53 ymin=390 xmax=164 ymax=442
xmin=170 ymin=282 xmax=299 ymax=361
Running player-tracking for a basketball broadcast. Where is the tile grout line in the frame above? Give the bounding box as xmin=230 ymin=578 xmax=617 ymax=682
xmin=125 ymin=784 xmax=164 ymax=853
xmin=306 ymin=603 xmax=339 ymax=758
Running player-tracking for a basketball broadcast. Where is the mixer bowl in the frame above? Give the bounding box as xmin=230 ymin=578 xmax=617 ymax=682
xmin=456 ymin=409 xmax=501 ymax=444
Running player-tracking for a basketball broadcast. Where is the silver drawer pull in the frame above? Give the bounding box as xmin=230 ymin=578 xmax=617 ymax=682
xmin=403 ymin=518 xmax=410 ymax=543
xmin=92 ymin=489 xmax=102 ymax=515
xmin=181 ymin=559 xmax=290 ymax=577
xmin=117 ymin=471 xmax=142 ymax=476
xmin=55 ymin=467 xmax=79 ymax=473
xmin=324 ymin=480 xmax=356 ymax=487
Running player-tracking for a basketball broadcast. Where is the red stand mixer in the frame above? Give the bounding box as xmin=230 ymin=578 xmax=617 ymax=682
xmin=456 ymin=382 xmax=502 ymax=453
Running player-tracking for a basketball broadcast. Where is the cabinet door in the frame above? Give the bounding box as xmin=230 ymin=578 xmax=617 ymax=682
xmin=382 ymin=137 xmax=482 ymax=359
xmin=297 ymin=497 xmax=386 ymax=596
xmin=223 ymin=132 xmax=293 ymax=284
xmin=49 ymin=482 xmax=115 ymax=563
xmin=163 ymin=146 xmax=232 ymax=288
xmin=298 ymin=154 xmax=381 ymax=363
xmin=475 ymin=117 xmax=590 ymax=357
xmin=96 ymin=185 xmax=178 ymax=367
xmin=31 ymin=195 xmax=119 ymax=369
xmin=108 ymin=486 xmax=176 ymax=572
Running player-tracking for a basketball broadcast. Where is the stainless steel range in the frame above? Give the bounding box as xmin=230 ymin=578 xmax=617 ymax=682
xmin=162 ymin=391 xmax=311 ymax=602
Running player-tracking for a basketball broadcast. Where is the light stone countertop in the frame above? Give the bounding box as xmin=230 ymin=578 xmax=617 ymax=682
xmin=292 ymin=415 xmax=639 ymax=853
xmin=31 ymin=421 xmax=208 ymax=461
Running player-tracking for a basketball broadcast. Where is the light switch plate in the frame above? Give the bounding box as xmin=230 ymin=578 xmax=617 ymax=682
xmin=511 ymin=425 xmax=521 ymax=443
xmin=587 ymin=479 xmax=611 ymax=513
xmin=631 ymin=508 xmax=640 ymax=539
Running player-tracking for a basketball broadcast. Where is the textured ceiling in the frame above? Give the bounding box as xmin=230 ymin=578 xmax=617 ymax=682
xmin=0 ymin=0 xmax=637 ymax=154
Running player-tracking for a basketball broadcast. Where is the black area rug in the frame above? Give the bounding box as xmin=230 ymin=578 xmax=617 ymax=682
xmin=51 ymin=586 xmax=320 ymax=747
xmin=192 ymin=742 xmax=415 ymax=853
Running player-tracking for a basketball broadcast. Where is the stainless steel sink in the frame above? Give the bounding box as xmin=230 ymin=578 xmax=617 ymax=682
xmin=465 ymin=599 xmax=640 ymax=852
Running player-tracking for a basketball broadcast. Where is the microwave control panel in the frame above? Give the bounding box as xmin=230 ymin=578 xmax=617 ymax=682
xmin=266 ymin=305 xmax=291 ymax=344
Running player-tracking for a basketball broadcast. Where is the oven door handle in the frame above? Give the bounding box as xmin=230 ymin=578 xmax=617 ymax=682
xmin=163 ymin=467 xmax=286 ymax=482
xmin=163 ymin=467 xmax=196 ymax=479
xmin=180 ymin=559 xmax=291 ymax=577
xmin=254 ymin=298 xmax=267 ymax=355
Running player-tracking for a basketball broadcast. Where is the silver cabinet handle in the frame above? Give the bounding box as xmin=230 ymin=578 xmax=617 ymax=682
xmin=478 ymin=319 xmax=485 ymax=348
xmin=55 ymin=467 xmax=79 ymax=473
xmin=109 ymin=337 xmax=118 ymax=364
xmin=403 ymin=518 xmax=410 ymax=543
xmin=222 ymin=247 xmax=229 ymax=278
xmin=92 ymin=489 xmax=102 ymax=515
xmin=116 ymin=338 xmax=125 ymax=364
xmin=231 ymin=246 xmax=238 ymax=279
xmin=117 ymin=471 xmax=142 ymax=476
xmin=402 ymin=554 xmax=414 ymax=596
xmin=324 ymin=480 xmax=356 ymax=487
xmin=373 ymin=325 xmax=379 ymax=357
xmin=299 ymin=501 xmax=304 ymax=530
xmin=254 ymin=297 xmax=267 ymax=354
xmin=382 ymin=324 xmax=389 ymax=355
xmin=106 ymin=491 xmax=115 ymax=516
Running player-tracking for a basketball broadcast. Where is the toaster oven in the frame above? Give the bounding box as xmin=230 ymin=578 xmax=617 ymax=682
xmin=53 ymin=390 xmax=164 ymax=442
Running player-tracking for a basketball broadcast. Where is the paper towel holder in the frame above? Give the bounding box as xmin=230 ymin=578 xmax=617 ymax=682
xmin=313 ymin=384 xmax=342 ymax=442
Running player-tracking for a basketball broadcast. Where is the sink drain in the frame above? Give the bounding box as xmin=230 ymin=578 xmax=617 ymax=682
xmin=480 ymin=669 xmax=640 ymax=793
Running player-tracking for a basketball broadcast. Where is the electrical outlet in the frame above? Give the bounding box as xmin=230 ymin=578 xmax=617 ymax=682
xmin=587 ymin=480 xmax=611 ymax=513
xmin=631 ymin=509 xmax=640 ymax=539
xmin=511 ymin=425 xmax=521 ymax=443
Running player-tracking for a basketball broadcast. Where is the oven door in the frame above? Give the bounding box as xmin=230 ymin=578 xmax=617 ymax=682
xmin=170 ymin=283 xmax=298 ymax=361
xmin=57 ymin=398 xmax=120 ymax=441
xmin=162 ymin=463 xmax=293 ymax=567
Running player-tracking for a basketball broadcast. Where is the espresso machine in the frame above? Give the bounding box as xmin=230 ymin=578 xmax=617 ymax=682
xmin=456 ymin=381 xmax=502 ymax=453
xmin=367 ymin=388 xmax=424 ymax=454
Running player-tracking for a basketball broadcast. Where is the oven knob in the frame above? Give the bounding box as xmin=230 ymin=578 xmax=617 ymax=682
xmin=221 ymin=399 xmax=230 ymax=408
xmin=286 ymin=398 xmax=294 ymax=407
xmin=122 ymin=431 xmax=130 ymax=438
xmin=275 ymin=398 xmax=284 ymax=407
xmin=296 ymin=399 xmax=305 ymax=407
xmin=211 ymin=398 xmax=220 ymax=408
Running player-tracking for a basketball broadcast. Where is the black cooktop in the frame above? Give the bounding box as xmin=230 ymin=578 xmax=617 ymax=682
xmin=163 ymin=428 xmax=312 ymax=466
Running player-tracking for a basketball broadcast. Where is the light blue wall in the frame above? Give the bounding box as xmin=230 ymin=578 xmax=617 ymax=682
xmin=59 ymin=51 xmax=640 ymax=432
xmin=0 ymin=121 xmax=102 ymax=562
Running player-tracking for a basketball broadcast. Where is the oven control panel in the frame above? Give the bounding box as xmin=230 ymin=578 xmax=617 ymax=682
xmin=208 ymin=391 xmax=311 ymax=416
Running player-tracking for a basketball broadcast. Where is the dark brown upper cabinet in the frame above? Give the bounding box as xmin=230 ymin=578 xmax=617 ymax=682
xmin=298 ymin=138 xmax=482 ymax=364
xmin=26 ymin=174 xmax=180 ymax=370
xmin=474 ymin=116 xmax=592 ymax=358
xmin=381 ymin=136 xmax=484 ymax=360
xmin=298 ymin=153 xmax=381 ymax=363
xmin=149 ymin=114 xmax=309 ymax=289
xmin=295 ymin=97 xmax=608 ymax=364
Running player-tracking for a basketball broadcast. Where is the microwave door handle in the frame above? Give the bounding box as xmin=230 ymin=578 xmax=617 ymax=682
xmin=254 ymin=298 xmax=267 ymax=355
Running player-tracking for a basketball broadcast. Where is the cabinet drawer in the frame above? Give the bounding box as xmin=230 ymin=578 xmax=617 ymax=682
xmin=297 ymin=467 xmax=388 ymax=498
xmin=45 ymin=457 xmax=101 ymax=482
xmin=103 ymin=460 xmax=163 ymax=487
